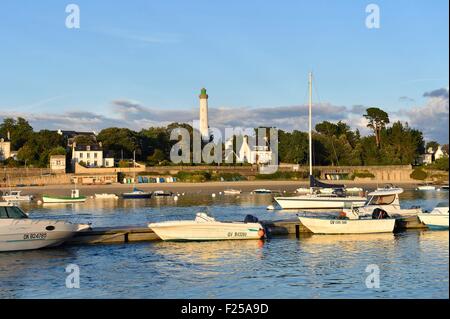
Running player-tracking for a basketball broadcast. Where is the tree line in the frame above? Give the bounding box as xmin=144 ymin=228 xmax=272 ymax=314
xmin=0 ymin=107 xmax=448 ymax=168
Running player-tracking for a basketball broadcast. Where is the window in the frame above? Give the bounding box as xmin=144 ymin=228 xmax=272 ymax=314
xmin=94 ymin=153 xmax=98 ymax=158
xmin=87 ymin=153 xmax=90 ymax=158
xmin=0 ymin=206 xmax=28 ymax=219
xmin=0 ymin=207 xmax=7 ymax=219
xmin=94 ymin=161 xmax=98 ymax=166
xmin=79 ymin=152 xmax=83 ymax=158
xmin=369 ymin=195 xmax=396 ymax=205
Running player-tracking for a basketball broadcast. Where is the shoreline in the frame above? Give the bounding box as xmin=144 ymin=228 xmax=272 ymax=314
xmin=0 ymin=180 xmax=427 ymax=197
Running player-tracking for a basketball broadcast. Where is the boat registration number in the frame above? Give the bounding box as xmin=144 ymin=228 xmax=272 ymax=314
xmin=330 ymin=220 xmax=347 ymax=225
xmin=227 ymin=232 xmax=247 ymax=238
xmin=23 ymin=233 xmax=47 ymax=240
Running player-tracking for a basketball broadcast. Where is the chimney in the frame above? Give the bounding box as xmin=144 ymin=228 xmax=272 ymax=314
xmin=7 ymin=131 xmax=10 ymax=141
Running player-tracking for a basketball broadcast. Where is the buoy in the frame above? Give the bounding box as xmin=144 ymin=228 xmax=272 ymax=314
xmin=182 ymin=193 xmax=185 ymax=196
xmin=212 ymin=193 xmax=216 ymax=198
xmin=266 ymin=205 xmax=275 ymax=210
xmin=37 ymin=200 xmax=43 ymax=205
xmin=219 ymin=192 xmax=222 ymax=195
xmin=173 ymin=196 xmax=179 ymax=201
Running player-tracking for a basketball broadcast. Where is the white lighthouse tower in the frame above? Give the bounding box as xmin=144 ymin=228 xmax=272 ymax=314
xmin=199 ymin=88 xmax=209 ymax=142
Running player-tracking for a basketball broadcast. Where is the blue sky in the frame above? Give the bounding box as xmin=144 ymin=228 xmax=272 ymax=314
xmin=0 ymin=0 xmax=448 ymax=142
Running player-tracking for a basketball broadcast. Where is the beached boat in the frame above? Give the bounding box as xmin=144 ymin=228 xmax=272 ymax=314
xmin=153 ymin=190 xmax=173 ymax=197
xmin=42 ymin=189 xmax=87 ymax=203
xmin=350 ymin=187 xmax=421 ymax=217
xmin=2 ymin=190 xmax=33 ymax=202
xmin=299 ymin=215 xmax=395 ymax=234
xmin=0 ymin=202 xmax=90 ymax=252
xmin=418 ymin=202 xmax=449 ymax=230
xmin=122 ymin=188 xmax=152 ymax=199
xmin=273 ymin=73 xmax=366 ymax=210
xmin=148 ymin=213 xmax=265 ymax=241
xmin=252 ymin=189 xmax=272 ymax=194
xmin=94 ymin=193 xmax=119 ymax=199
xmin=223 ymin=189 xmax=242 ymax=195
xmin=416 ymin=184 xmax=436 ymax=191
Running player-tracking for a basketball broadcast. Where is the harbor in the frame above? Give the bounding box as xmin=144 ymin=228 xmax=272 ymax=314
xmin=0 ymin=188 xmax=448 ymax=298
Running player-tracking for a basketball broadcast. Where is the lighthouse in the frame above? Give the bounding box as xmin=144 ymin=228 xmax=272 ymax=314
xmin=199 ymin=88 xmax=209 ymax=142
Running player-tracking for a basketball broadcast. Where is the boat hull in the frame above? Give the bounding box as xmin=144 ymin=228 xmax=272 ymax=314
xmin=299 ymin=217 xmax=395 ymax=234
xmin=122 ymin=193 xmax=152 ymax=199
xmin=0 ymin=220 xmax=89 ymax=252
xmin=418 ymin=214 xmax=449 ymax=230
xmin=149 ymin=222 xmax=264 ymax=241
xmin=274 ymin=196 xmax=367 ymax=209
xmin=42 ymin=196 xmax=87 ymax=203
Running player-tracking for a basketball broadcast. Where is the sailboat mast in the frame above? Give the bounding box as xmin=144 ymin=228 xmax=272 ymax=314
xmin=308 ymin=72 xmax=313 ymax=178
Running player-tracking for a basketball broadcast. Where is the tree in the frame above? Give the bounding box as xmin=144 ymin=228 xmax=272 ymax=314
xmin=0 ymin=117 xmax=33 ymax=150
xmin=425 ymin=141 xmax=439 ymax=153
xmin=364 ymin=107 xmax=390 ymax=148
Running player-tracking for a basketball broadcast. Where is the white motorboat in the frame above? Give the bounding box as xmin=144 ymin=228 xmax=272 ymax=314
xmin=2 ymin=190 xmax=33 ymax=202
xmin=349 ymin=187 xmax=421 ymax=217
xmin=223 ymin=189 xmax=242 ymax=195
xmin=418 ymin=202 xmax=449 ymax=230
xmin=273 ymin=73 xmax=366 ymax=210
xmin=0 ymin=202 xmax=90 ymax=252
xmin=148 ymin=213 xmax=265 ymax=241
xmin=153 ymin=190 xmax=173 ymax=197
xmin=299 ymin=215 xmax=395 ymax=235
xmin=416 ymin=184 xmax=436 ymax=191
xmin=94 ymin=193 xmax=119 ymax=199
xmin=299 ymin=209 xmax=395 ymax=235
xmin=345 ymin=187 xmax=364 ymax=193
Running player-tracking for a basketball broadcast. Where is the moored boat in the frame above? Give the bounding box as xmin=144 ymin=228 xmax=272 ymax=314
xmin=223 ymin=189 xmax=242 ymax=195
xmin=0 ymin=202 xmax=90 ymax=252
xmin=2 ymin=190 xmax=33 ymax=202
xmin=148 ymin=213 xmax=265 ymax=241
xmin=94 ymin=193 xmax=119 ymax=199
xmin=416 ymin=184 xmax=436 ymax=191
xmin=153 ymin=190 xmax=173 ymax=197
xmin=349 ymin=187 xmax=421 ymax=217
xmin=252 ymin=189 xmax=272 ymax=194
xmin=418 ymin=202 xmax=449 ymax=230
xmin=42 ymin=189 xmax=87 ymax=203
xmin=122 ymin=188 xmax=152 ymax=199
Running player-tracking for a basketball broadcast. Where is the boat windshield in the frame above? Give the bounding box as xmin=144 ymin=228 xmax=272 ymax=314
xmin=367 ymin=195 xmax=396 ymax=205
xmin=0 ymin=206 xmax=29 ymax=219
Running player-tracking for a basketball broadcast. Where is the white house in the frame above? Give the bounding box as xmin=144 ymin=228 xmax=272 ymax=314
xmin=235 ymin=136 xmax=274 ymax=165
xmin=71 ymin=142 xmax=114 ymax=168
xmin=0 ymin=138 xmax=11 ymax=161
xmin=419 ymin=145 xmax=448 ymax=165
xmin=50 ymin=155 xmax=66 ymax=173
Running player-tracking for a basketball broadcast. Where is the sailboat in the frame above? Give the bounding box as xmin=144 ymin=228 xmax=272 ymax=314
xmin=122 ymin=151 xmax=152 ymax=199
xmin=273 ymin=73 xmax=367 ymax=210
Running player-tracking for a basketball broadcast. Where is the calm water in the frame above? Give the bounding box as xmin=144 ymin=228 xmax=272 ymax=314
xmin=0 ymin=189 xmax=448 ymax=299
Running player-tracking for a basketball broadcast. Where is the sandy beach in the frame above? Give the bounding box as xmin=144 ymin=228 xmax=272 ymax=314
xmin=0 ymin=179 xmax=423 ymax=197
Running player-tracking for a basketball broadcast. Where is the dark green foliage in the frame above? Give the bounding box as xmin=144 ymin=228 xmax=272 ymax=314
xmin=410 ymin=168 xmax=428 ymax=180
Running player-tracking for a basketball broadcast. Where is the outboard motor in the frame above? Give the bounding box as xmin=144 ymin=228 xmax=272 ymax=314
xmin=372 ymin=208 xmax=390 ymax=219
xmin=244 ymin=215 xmax=259 ymax=223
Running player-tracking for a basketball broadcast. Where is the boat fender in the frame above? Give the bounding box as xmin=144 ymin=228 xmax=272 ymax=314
xmin=258 ymin=228 xmax=265 ymax=239
xmin=338 ymin=211 xmax=348 ymax=220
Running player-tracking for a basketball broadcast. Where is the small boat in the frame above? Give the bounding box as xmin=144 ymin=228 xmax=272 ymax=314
xmin=153 ymin=190 xmax=173 ymax=197
xmin=345 ymin=187 xmax=364 ymax=193
xmin=416 ymin=184 xmax=436 ymax=191
xmin=349 ymin=187 xmax=421 ymax=217
xmin=441 ymin=185 xmax=449 ymax=190
xmin=148 ymin=213 xmax=265 ymax=241
xmin=418 ymin=202 xmax=449 ymax=230
xmin=0 ymin=202 xmax=90 ymax=252
xmin=295 ymin=187 xmax=310 ymax=194
xmin=223 ymin=189 xmax=242 ymax=195
xmin=122 ymin=188 xmax=152 ymax=199
xmin=94 ymin=193 xmax=119 ymax=199
xmin=299 ymin=210 xmax=395 ymax=235
xmin=42 ymin=189 xmax=87 ymax=203
xmin=252 ymin=189 xmax=272 ymax=194
xmin=2 ymin=190 xmax=34 ymax=202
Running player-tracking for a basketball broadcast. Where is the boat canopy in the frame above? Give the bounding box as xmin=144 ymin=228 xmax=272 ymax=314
xmin=309 ymin=175 xmax=344 ymax=189
xmin=367 ymin=188 xmax=404 ymax=196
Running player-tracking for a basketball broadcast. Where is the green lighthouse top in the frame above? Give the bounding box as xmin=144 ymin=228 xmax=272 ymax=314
xmin=199 ymin=88 xmax=208 ymax=99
